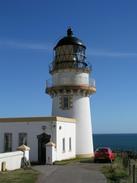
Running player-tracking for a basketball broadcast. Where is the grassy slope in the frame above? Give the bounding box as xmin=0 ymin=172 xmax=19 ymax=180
xmin=0 ymin=168 xmax=39 ymax=183
xmin=102 ymin=156 xmax=131 ymax=183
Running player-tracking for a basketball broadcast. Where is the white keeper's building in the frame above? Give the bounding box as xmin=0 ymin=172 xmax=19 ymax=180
xmin=0 ymin=28 xmax=96 ymax=164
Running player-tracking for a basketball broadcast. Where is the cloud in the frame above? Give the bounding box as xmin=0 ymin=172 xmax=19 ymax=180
xmin=87 ymin=49 xmax=137 ymax=57
xmin=0 ymin=40 xmax=137 ymax=58
xmin=0 ymin=40 xmax=52 ymax=51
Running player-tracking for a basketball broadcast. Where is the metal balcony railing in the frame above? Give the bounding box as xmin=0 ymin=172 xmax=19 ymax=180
xmin=46 ymin=78 xmax=96 ymax=89
xmin=49 ymin=60 xmax=92 ymax=73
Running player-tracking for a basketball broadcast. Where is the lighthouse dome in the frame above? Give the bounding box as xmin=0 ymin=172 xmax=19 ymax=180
xmin=54 ymin=28 xmax=86 ymax=49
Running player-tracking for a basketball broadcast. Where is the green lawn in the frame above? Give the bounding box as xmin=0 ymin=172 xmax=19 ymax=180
xmin=0 ymin=168 xmax=39 ymax=183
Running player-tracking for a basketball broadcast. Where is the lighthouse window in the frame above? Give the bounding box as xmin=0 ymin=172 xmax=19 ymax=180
xmin=62 ymin=96 xmax=69 ymax=110
xmin=60 ymin=96 xmax=72 ymax=110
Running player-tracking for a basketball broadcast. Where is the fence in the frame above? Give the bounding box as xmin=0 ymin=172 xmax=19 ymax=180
xmin=128 ymin=159 xmax=137 ymax=183
xmin=121 ymin=151 xmax=137 ymax=183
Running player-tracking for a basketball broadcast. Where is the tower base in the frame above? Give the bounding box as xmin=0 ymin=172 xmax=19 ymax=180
xmin=76 ymin=153 xmax=94 ymax=158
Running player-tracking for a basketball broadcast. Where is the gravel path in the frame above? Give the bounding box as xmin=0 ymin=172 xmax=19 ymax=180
xmin=33 ymin=163 xmax=107 ymax=183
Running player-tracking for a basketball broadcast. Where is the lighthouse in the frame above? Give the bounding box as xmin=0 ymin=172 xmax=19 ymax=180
xmin=46 ymin=28 xmax=96 ymax=157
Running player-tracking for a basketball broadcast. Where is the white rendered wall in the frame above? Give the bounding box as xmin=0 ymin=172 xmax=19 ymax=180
xmin=0 ymin=151 xmax=23 ymax=171
xmin=52 ymin=95 xmax=93 ymax=156
xmin=46 ymin=144 xmax=56 ymax=164
xmin=51 ymin=69 xmax=94 ymax=156
xmin=52 ymin=70 xmax=89 ymax=86
xmin=0 ymin=121 xmax=56 ymax=162
xmin=24 ymin=150 xmax=29 ymax=161
xmin=56 ymin=121 xmax=76 ymax=161
xmin=73 ymin=96 xmax=94 ymax=156
xmin=52 ymin=96 xmax=74 ymax=118
xmin=0 ymin=119 xmax=76 ymax=162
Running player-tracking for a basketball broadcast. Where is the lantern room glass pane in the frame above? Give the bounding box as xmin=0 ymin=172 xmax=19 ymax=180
xmin=55 ymin=45 xmax=85 ymax=62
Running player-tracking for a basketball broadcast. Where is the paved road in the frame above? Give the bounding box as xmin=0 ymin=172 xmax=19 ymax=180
xmin=33 ymin=163 xmax=107 ymax=183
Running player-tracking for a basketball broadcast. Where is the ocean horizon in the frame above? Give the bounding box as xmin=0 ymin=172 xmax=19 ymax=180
xmin=93 ymin=133 xmax=137 ymax=152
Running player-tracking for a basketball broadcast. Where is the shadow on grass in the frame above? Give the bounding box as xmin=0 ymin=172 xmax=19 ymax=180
xmin=54 ymin=157 xmax=93 ymax=165
xmin=79 ymin=159 xmax=93 ymax=163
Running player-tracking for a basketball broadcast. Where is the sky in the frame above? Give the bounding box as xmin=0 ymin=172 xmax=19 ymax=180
xmin=0 ymin=0 xmax=137 ymax=134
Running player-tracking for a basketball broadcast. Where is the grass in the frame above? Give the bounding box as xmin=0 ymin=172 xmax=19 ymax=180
xmin=0 ymin=168 xmax=39 ymax=183
xmin=102 ymin=156 xmax=130 ymax=183
xmin=54 ymin=157 xmax=93 ymax=165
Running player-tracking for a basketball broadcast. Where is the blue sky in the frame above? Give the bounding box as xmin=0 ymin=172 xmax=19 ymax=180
xmin=0 ymin=0 xmax=137 ymax=133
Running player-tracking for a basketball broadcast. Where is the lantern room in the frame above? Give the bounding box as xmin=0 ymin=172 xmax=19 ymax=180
xmin=49 ymin=28 xmax=91 ymax=73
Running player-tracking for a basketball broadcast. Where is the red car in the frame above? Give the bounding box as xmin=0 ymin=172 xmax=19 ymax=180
xmin=94 ymin=147 xmax=115 ymax=163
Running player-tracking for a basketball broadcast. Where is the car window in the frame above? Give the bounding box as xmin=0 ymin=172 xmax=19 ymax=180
xmin=97 ymin=148 xmax=109 ymax=152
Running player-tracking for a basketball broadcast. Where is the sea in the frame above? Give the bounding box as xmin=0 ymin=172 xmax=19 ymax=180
xmin=93 ymin=134 xmax=137 ymax=152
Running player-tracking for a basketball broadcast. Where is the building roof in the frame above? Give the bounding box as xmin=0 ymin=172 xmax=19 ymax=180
xmin=0 ymin=116 xmax=76 ymax=123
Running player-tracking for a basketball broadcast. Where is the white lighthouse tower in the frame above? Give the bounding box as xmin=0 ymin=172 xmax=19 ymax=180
xmin=46 ymin=28 xmax=96 ymax=157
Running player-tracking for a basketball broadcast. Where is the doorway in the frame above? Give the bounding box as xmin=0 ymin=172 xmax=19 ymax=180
xmin=37 ymin=133 xmax=51 ymax=164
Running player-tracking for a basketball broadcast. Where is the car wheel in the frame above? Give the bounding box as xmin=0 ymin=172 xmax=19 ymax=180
xmin=94 ymin=159 xmax=97 ymax=163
